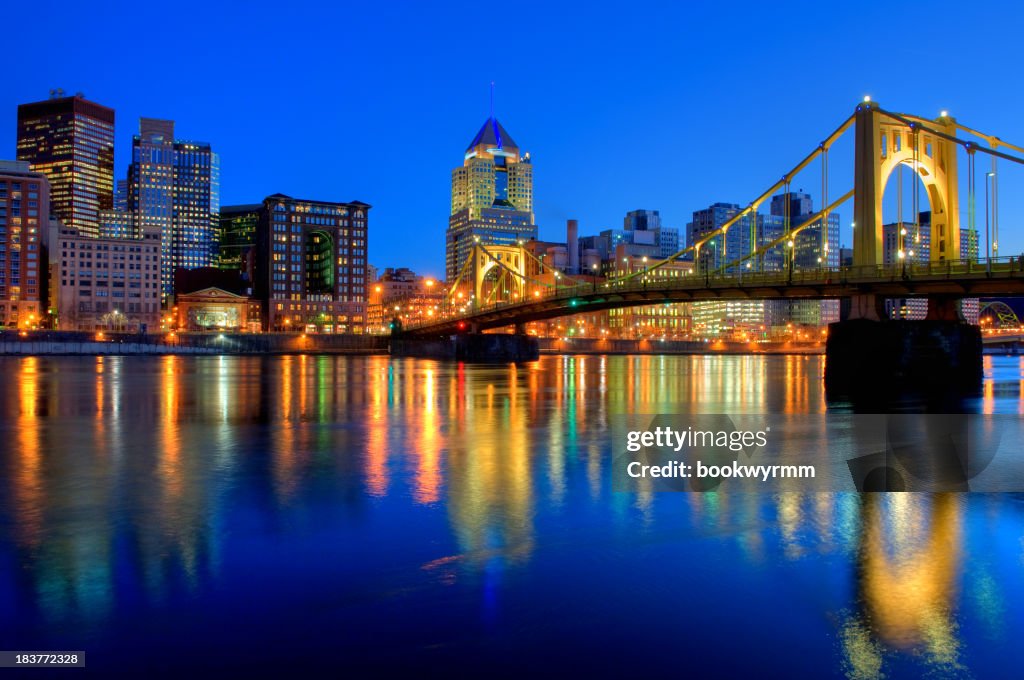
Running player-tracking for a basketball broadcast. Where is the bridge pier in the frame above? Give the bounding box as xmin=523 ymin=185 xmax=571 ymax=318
xmin=825 ymin=317 xmax=982 ymax=401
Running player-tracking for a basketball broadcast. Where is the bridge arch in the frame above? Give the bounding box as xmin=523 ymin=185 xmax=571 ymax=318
xmin=473 ymin=245 xmax=527 ymax=304
xmin=853 ymin=105 xmax=960 ymax=267
xmin=978 ymin=301 xmax=1020 ymax=329
xmin=878 ymin=120 xmax=955 ymax=263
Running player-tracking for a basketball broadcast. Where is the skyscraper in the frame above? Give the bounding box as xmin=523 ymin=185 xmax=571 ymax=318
xmin=446 ymin=117 xmax=536 ymax=281
xmin=0 ymin=161 xmax=47 ymax=328
xmin=686 ymin=202 xmax=753 ymax=273
xmin=218 ymin=204 xmax=261 ymax=277
xmin=16 ymin=92 xmax=115 ymax=237
xmin=766 ymin=191 xmax=840 ymax=327
xmin=126 ymin=118 xmax=219 ymax=299
xmin=770 ymin=190 xmax=840 ymax=270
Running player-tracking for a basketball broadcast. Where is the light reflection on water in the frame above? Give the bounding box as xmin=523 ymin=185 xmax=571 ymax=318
xmin=0 ymin=354 xmax=1021 ymax=676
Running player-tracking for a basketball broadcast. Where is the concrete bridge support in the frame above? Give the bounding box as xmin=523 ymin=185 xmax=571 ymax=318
xmin=825 ymin=310 xmax=982 ymax=401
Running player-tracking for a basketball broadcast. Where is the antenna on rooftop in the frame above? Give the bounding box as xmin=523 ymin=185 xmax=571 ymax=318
xmin=490 ymin=81 xmax=495 ymax=119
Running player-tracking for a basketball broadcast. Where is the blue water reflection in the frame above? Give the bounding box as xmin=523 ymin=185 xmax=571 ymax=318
xmin=0 ymin=354 xmax=1021 ymax=676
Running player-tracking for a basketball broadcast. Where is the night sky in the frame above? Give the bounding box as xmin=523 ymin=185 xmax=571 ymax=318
xmin=5 ymin=0 xmax=1024 ymax=277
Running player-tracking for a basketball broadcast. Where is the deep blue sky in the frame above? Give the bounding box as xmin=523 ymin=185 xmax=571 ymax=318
xmin=5 ymin=0 xmax=1024 ymax=277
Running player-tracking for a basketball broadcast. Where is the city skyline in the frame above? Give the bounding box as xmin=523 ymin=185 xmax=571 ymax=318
xmin=5 ymin=1 xmax=1024 ymax=277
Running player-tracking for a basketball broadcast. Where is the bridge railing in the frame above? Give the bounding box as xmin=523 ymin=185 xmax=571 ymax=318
xmin=414 ymin=256 xmax=1024 ymax=329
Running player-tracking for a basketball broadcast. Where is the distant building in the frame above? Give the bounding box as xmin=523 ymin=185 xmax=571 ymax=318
xmin=623 ymin=209 xmax=679 ymax=259
xmin=99 ymin=209 xmax=136 ymax=239
xmin=218 ymin=204 xmax=260 ymax=277
xmin=174 ymin=287 xmax=255 ymax=332
xmin=686 ymin=202 xmax=765 ymax=334
xmin=685 ymin=193 xmax=841 ymax=334
xmin=0 ymin=161 xmax=47 ymax=328
xmin=16 ymin=92 xmax=115 ymax=237
xmin=770 ymin=190 xmax=840 ymax=271
xmin=446 ymin=116 xmax=536 ymax=281
xmin=255 ymin=194 xmax=369 ymax=333
xmin=114 ymin=179 xmax=128 ymax=211
xmin=126 ymin=118 xmax=220 ymax=300
xmin=367 ymin=267 xmax=444 ymax=333
xmin=687 ymin=202 xmax=751 ymax=273
xmin=44 ymin=221 xmax=161 ymax=332
xmin=607 ymin=246 xmax=693 ymax=336
xmin=768 ymin=191 xmax=841 ymax=327
xmin=878 ymin=211 xmax=978 ymax=321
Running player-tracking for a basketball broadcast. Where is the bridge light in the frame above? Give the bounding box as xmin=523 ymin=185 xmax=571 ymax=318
xmin=900 ymin=228 xmax=907 ymax=236
xmin=940 ymin=110 xmax=948 ymax=118
xmin=863 ymin=95 xmax=871 ymax=103
xmin=787 ymin=240 xmax=795 ymax=248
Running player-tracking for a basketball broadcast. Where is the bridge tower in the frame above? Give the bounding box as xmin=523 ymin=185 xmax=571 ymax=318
xmin=853 ymin=102 xmax=961 ymax=268
xmin=472 ymin=243 xmax=528 ymax=303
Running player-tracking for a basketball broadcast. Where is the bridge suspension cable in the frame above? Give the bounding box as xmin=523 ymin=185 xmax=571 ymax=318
xmin=604 ymin=113 xmax=857 ymax=285
xmin=709 ymin=189 xmax=854 ymax=276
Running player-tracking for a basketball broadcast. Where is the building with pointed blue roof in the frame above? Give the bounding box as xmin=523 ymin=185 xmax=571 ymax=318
xmin=446 ymin=115 xmax=536 ymax=281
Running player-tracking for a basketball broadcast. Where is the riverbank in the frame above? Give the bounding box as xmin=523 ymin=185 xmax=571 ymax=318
xmin=0 ymin=331 xmax=825 ymax=356
xmin=0 ymin=330 xmax=390 ymax=355
xmin=538 ymin=337 xmax=824 ymax=355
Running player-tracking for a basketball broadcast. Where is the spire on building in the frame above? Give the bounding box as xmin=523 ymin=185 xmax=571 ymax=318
xmin=465 ymin=117 xmax=519 ymax=154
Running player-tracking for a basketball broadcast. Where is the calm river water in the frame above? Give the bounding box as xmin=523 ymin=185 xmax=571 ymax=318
xmin=0 ymin=354 xmax=1022 ymax=677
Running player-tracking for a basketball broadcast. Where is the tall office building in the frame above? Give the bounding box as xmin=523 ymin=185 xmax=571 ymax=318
xmin=767 ymin=191 xmax=840 ymax=327
xmin=686 ymin=194 xmax=842 ymax=335
xmin=687 ymin=202 xmax=754 ymax=273
xmin=218 ymin=204 xmax=261 ymax=276
xmin=126 ymin=118 xmax=219 ymax=299
xmin=255 ymin=194 xmax=369 ymax=333
xmin=16 ymin=92 xmax=115 ymax=238
xmin=0 ymin=161 xmax=47 ymax=328
xmin=446 ymin=116 xmax=536 ymax=281
xmin=770 ymin=190 xmax=840 ymax=270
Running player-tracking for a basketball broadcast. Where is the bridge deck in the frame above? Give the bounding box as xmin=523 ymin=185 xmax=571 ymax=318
xmin=405 ymin=259 xmax=1024 ymax=336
